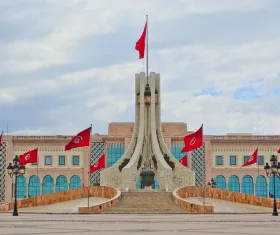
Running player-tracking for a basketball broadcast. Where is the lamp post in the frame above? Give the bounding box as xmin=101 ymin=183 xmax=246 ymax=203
xmin=7 ymin=156 xmax=26 ymax=216
xmin=264 ymin=154 xmax=279 ymax=216
xmin=207 ymin=178 xmax=216 ymax=188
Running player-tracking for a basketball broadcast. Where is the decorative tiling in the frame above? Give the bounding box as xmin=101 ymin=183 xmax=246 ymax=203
xmin=191 ymin=143 xmax=205 ymax=186
xmin=0 ymin=143 xmax=6 ymax=201
xmin=90 ymin=142 xmax=104 ymax=186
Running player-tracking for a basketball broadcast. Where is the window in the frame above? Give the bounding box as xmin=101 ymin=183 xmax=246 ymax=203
xmin=230 ymin=156 xmax=236 ymax=165
xmin=72 ymin=156 xmax=79 ymax=165
xmin=216 ymin=156 xmax=223 ymax=165
xmin=244 ymin=156 xmax=250 ymax=164
xmin=59 ymin=156 xmax=65 ymax=166
xmin=45 ymin=156 xmax=52 ymax=165
xmin=258 ymin=156 xmax=264 ymax=165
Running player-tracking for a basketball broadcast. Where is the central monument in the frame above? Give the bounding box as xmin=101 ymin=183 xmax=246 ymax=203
xmin=100 ymin=72 xmax=195 ymax=190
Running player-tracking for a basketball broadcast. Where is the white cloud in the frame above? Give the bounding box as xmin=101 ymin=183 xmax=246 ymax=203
xmin=1 ymin=0 xmax=280 ymax=135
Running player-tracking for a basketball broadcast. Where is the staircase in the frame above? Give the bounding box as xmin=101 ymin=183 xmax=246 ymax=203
xmin=103 ymin=190 xmax=189 ymax=214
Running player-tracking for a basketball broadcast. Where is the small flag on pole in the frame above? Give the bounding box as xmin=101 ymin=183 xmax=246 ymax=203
xmin=181 ymin=125 xmax=203 ymax=152
xmin=179 ymin=155 xmax=188 ymax=167
xmin=242 ymin=148 xmax=258 ymax=167
xmin=89 ymin=154 xmax=105 ymax=174
xmin=19 ymin=148 xmax=38 ymax=165
xmin=0 ymin=131 xmax=3 ymax=147
xmin=65 ymin=127 xmax=91 ymax=151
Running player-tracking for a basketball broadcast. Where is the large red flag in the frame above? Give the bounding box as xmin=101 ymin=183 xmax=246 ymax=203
xmin=135 ymin=21 xmax=147 ymax=59
xmin=179 ymin=155 xmax=188 ymax=167
xmin=19 ymin=148 xmax=38 ymax=165
xmin=65 ymin=127 xmax=91 ymax=151
xmin=90 ymin=154 xmax=105 ymax=174
xmin=242 ymin=148 xmax=258 ymax=167
xmin=277 ymin=148 xmax=280 ymax=154
xmin=181 ymin=125 xmax=203 ymax=152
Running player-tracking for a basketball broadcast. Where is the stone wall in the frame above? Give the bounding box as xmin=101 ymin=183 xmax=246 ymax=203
xmin=1 ymin=186 xmax=120 ymax=213
xmin=173 ymin=186 xmax=280 ymax=213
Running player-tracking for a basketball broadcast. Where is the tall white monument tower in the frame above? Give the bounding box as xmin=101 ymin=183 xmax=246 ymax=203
xmin=100 ymin=72 xmax=195 ymax=190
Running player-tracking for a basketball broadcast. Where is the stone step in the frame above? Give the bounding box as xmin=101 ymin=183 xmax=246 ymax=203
xmin=103 ymin=190 xmax=188 ymax=214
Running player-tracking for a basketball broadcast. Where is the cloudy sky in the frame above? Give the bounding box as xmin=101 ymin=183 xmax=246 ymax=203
xmin=1 ymin=0 xmax=280 ymax=136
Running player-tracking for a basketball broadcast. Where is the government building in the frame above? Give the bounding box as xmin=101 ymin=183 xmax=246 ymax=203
xmin=0 ymin=72 xmax=279 ymax=203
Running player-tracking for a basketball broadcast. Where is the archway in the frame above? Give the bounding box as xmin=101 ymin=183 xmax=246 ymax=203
xmin=255 ymin=175 xmax=267 ymax=198
xmin=228 ymin=175 xmax=240 ymax=192
xmin=241 ymin=175 xmax=254 ymax=195
xmin=42 ymin=175 xmax=54 ymax=195
xmin=28 ymin=175 xmax=40 ymax=197
xmin=214 ymin=175 xmax=226 ymax=190
xmin=55 ymin=175 xmax=68 ymax=192
xmin=69 ymin=175 xmax=81 ymax=190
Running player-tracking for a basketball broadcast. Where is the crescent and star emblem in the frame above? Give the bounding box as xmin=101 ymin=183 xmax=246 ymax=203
xmin=94 ymin=162 xmax=98 ymax=167
xmin=190 ymin=137 xmax=196 ymax=145
xmin=25 ymin=154 xmax=30 ymax=161
xmin=248 ymin=155 xmax=254 ymax=162
xmin=73 ymin=136 xmax=83 ymax=144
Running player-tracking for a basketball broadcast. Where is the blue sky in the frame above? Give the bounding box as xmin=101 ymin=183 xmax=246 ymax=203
xmin=0 ymin=0 xmax=280 ymax=135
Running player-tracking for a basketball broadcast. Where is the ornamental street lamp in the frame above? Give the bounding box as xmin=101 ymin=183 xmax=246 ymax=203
xmin=7 ymin=156 xmax=26 ymax=216
xmin=264 ymin=154 xmax=280 ymax=216
xmin=207 ymin=178 xmax=216 ymax=188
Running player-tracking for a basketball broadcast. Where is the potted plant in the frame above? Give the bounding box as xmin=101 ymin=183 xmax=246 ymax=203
xmin=155 ymin=89 xmax=159 ymax=104
xmin=144 ymin=84 xmax=151 ymax=104
xmin=136 ymin=92 xmax=140 ymax=104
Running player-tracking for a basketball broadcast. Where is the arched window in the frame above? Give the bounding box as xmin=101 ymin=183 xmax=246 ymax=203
xmin=28 ymin=175 xmax=40 ymax=197
xmin=16 ymin=176 xmax=27 ymax=199
xmin=55 ymin=175 xmax=68 ymax=192
xmin=228 ymin=175 xmax=240 ymax=192
xmin=42 ymin=175 xmax=54 ymax=195
xmin=269 ymin=176 xmax=280 ymax=198
xmin=255 ymin=175 xmax=267 ymax=198
xmin=214 ymin=175 xmax=226 ymax=190
xmin=136 ymin=176 xmax=142 ymax=189
xmin=69 ymin=175 xmax=81 ymax=190
xmin=241 ymin=175 xmax=254 ymax=195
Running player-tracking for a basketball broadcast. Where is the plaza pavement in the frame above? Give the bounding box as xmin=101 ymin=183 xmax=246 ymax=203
xmin=0 ymin=213 xmax=279 ymax=235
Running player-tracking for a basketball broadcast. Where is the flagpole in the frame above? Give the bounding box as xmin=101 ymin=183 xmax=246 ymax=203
xmin=87 ymin=124 xmax=92 ymax=207
xmin=146 ymin=14 xmax=148 ymax=84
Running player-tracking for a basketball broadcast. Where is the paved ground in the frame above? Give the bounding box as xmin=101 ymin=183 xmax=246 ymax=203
xmin=0 ymin=213 xmax=279 ymax=234
xmin=14 ymin=197 xmax=108 ymax=213
xmin=185 ymin=197 xmax=272 ymax=213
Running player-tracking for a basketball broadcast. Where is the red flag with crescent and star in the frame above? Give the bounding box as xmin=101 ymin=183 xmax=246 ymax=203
xmin=135 ymin=20 xmax=147 ymax=59
xmin=277 ymin=148 xmax=280 ymax=154
xmin=90 ymin=154 xmax=105 ymax=173
xmin=179 ymin=155 xmax=188 ymax=167
xmin=181 ymin=125 xmax=203 ymax=152
xmin=242 ymin=148 xmax=258 ymax=167
xmin=65 ymin=127 xmax=91 ymax=151
xmin=19 ymin=148 xmax=38 ymax=165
